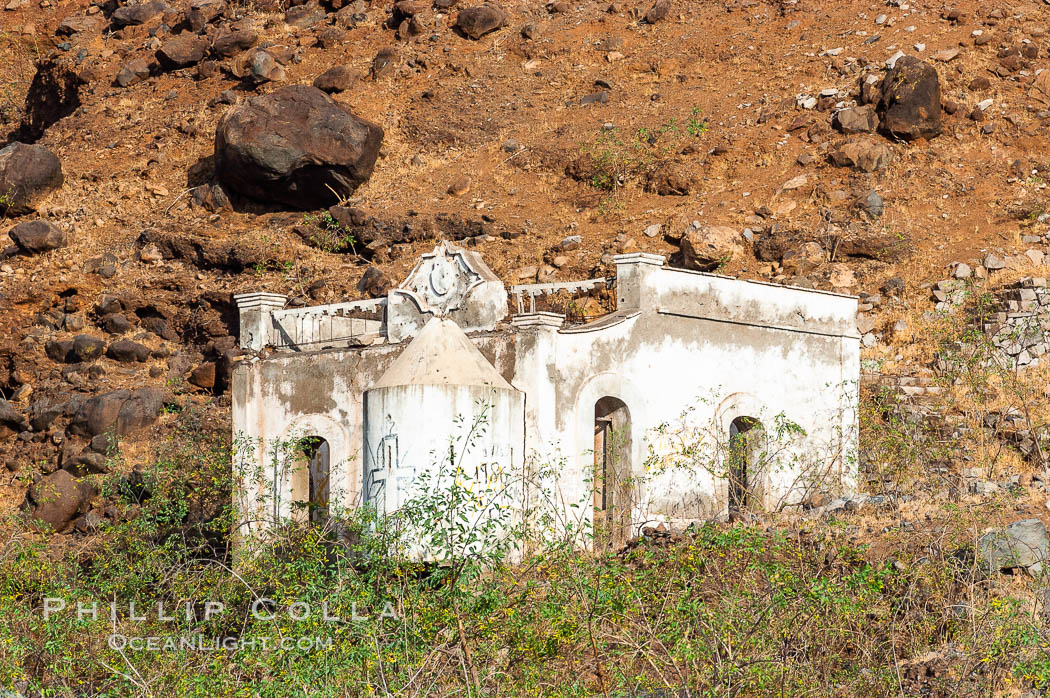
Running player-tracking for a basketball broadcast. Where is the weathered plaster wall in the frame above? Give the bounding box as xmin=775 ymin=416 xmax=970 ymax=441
xmin=233 ymin=253 xmax=859 ymax=545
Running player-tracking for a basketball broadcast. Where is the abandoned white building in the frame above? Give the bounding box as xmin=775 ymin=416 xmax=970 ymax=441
xmin=232 ymin=242 xmax=860 ymax=549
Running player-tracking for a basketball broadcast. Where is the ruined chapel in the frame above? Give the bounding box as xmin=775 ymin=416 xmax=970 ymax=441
xmin=232 ymin=242 xmax=860 ymax=547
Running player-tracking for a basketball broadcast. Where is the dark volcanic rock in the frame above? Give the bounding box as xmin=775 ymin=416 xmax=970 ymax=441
xmin=285 ymin=2 xmax=325 ymax=27
xmin=101 ymin=313 xmax=134 ymax=334
xmin=211 ymin=29 xmax=258 ymax=58
xmin=106 ymin=340 xmax=151 ymax=363
xmin=0 ymin=399 xmax=27 ymax=436
xmin=455 ymin=5 xmax=506 ymax=39
xmin=68 ymin=388 xmax=165 ymax=437
xmin=187 ymin=0 xmax=226 ymax=31
xmin=370 ymin=47 xmax=397 ymax=79
xmin=214 ymin=85 xmax=384 ymax=209
xmin=25 ymin=469 xmax=93 ymax=531
xmin=157 ymin=34 xmax=210 ymax=69
xmin=111 ymin=0 xmax=167 ymax=27
xmin=188 ymin=362 xmax=216 ymax=389
xmin=313 ymin=65 xmax=355 ymax=93
xmin=0 ymin=143 xmax=63 ymax=215
xmin=45 ymin=339 xmax=74 ymax=363
xmin=644 ymin=0 xmax=670 ymax=23
xmin=357 ymin=266 xmax=392 ymax=297
xmin=115 ymin=57 xmax=153 ymax=87
xmin=56 ymin=15 xmax=102 ymax=35
xmin=877 ymin=56 xmax=942 ymax=140
xmin=70 ymin=335 xmax=105 ymax=363
xmin=7 ymin=220 xmax=65 ymax=254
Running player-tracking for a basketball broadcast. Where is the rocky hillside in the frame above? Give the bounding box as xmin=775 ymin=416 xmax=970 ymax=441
xmin=2 ymin=0 xmax=1050 ymax=537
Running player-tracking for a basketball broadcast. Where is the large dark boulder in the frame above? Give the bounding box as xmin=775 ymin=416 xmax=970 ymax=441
xmin=25 ymin=469 xmax=93 ymax=531
xmin=0 ymin=143 xmax=63 ymax=215
xmin=878 ymin=56 xmax=942 ymax=140
xmin=455 ymin=5 xmax=506 ymax=39
xmin=68 ymin=388 xmax=165 ymax=437
xmin=7 ymin=220 xmax=65 ymax=254
xmin=214 ymin=85 xmax=383 ymax=209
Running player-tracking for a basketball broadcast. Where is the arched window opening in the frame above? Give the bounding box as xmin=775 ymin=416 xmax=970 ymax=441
xmin=593 ymin=397 xmax=632 ymax=547
xmin=728 ymin=416 xmax=763 ymax=512
xmin=291 ymin=436 xmax=330 ymax=525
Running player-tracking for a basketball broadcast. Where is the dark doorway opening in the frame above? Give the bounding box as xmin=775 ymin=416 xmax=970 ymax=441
xmin=728 ymin=417 xmax=763 ymax=513
xmin=593 ymin=397 xmax=632 ymax=548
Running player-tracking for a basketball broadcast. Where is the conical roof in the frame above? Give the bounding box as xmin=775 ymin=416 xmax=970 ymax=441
xmin=371 ymin=318 xmax=515 ymax=390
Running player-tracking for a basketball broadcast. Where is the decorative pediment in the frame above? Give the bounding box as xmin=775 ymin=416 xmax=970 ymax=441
xmin=393 ymin=242 xmax=496 ymax=316
xmin=385 ymin=242 xmax=507 ymax=342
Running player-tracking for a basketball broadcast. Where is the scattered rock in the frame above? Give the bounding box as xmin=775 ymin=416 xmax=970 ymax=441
xmin=190 ymin=183 xmax=231 ymax=212
xmin=110 ymin=0 xmax=166 ymax=27
xmin=644 ymin=0 xmax=669 ymax=23
xmin=455 ymin=5 xmax=506 ymax=39
xmin=984 ymin=253 xmax=1006 ymax=271
xmin=313 ymin=65 xmax=355 ymax=93
xmin=856 ymin=190 xmax=884 ymax=217
xmin=101 ymin=313 xmax=133 ymax=334
xmin=829 ymin=139 xmax=892 ymax=172
xmin=25 ymin=469 xmax=93 ymax=531
xmin=157 ymin=34 xmax=210 ymax=70
xmin=447 ymin=175 xmax=471 ymax=196
xmin=187 ymin=0 xmax=225 ymax=32
xmin=0 ymin=142 xmax=64 ymax=215
xmin=357 ymin=266 xmax=391 ymax=298
xmin=211 ymin=29 xmax=257 ymax=58
xmin=7 ymin=220 xmax=65 ymax=254
xmin=71 ymin=335 xmax=104 ymax=363
xmin=0 ymin=400 xmax=27 ymax=436
xmin=285 ymin=2 xmax=325 ymax=27
xmin=781 ymin=241 xmax=825 ymax=275
xmin=106 ymin=340 xmax=151 ymax=363
xmin=115 ymin=57 xmax=152 ymax=87
xmin=246 ymin=49 xmax=287 ymax=84
xmin=215 ymin=85 xmax=384 ymax=209
xmin=878 ymin=56 xmax=942 ymax=140
xmin=833 ymin=104 xmax=879 ymax=133
xmin=370 ymin=47 xmax=397 ymax=79
xmin=560 ymin=235 xmax=582 ymax=250
xmin=678 ymin=225 xmax=743 ymax=271
xmin=188 ymin=362 xmax=216 ymax=390
xmin=68 ymin=388 xmax=166 ymax=437
xmin=645 ymin=163 xmax=692 ymax=195
xmin=56 ymin=15 xmax=101 ymax=35
xmin=978 ymin=518 xmax=1049 ymax=573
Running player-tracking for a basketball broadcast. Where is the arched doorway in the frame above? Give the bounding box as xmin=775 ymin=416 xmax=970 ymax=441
xmin=728 ymin=416 xmax=763 ymax=512
xmin=593 ymin=397 xmax=632 ymax=548
xmin=291 ymin=436 xmax=330 ymax=524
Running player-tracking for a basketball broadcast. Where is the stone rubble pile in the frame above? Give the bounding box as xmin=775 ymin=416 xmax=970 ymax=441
xmin=983 ymin=276 xmax=1050 ymax=368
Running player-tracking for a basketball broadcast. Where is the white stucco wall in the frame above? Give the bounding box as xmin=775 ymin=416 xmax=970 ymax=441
xmin=232 ymin=252 xmax=859 ymax=549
